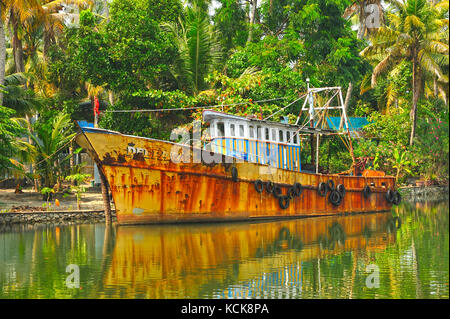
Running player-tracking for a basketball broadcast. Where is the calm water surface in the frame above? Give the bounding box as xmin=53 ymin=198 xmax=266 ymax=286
xmin=0 ymin=201 xmax=448 ymax=299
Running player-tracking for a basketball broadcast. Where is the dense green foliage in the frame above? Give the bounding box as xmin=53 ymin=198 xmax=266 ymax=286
xmin=0 ymin=106 xmax=23 ymax=173
xmin=15 ymin=113 xmax=77 ymax=188
xmin=72 ymin=1 xmax=180 ymax=93
xmin=1 ymin=0 xmax=448 ymax=187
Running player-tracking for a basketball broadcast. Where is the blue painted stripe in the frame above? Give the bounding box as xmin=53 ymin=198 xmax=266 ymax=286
xmin=210 ymin=137 xmax=303 ymax=172
xmin=288 ymin=146 xmax=292 ymax=171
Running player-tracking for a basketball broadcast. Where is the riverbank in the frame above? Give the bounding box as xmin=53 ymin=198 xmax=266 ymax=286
xmin=0 ymin=188 xmax=116 ymax=225
xmin=0 ymin=188 xmax=110 ymax=212
xmin=399 ymin=185 xmax=449 ymax=202
xmin=0 ymin=210 xmax=117 ymax=226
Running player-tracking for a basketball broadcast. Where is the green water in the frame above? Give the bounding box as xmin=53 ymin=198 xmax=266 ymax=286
xmin=0 ymin=201 xmax=448 ymax=299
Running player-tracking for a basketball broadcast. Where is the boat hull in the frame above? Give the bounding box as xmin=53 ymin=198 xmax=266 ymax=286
xmin=75 ymin=129 xmax=396 ymax=225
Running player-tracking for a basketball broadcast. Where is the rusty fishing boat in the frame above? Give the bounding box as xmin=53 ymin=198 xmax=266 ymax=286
xmin=75 ymin=84 xmax=401 ymax=225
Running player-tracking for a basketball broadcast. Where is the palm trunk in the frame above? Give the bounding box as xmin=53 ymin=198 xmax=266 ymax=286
xmin=433 ymin=77 xmax=438 ymax=98
xmin=247 ymin=0 xmax=257 ymax=43
xmin=24 ymin=113 xmax=39 ymax=191
xmin=43 ymin=31 xmax=54 ymax=62
xmin=409 ymin=54 xmax=420 ymax=146
xmin=0 ymin=14 xmax=6 ymax=106
xmin=11 ymin=12 xmax=25 ymax=73
xmin=357 ymin=1 xmax=366 ymax=40
xmin=103 ymin=0 xmax=110 ymax=21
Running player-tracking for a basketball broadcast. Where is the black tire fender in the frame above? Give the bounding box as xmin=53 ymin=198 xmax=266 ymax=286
xmin=386 ymin=188 xmax=395 ymax=203
xmin=287 ymin=187 xmax=296 ymax=199
xmin=231 ymin=167 xmax=238 ymax=182
xmin=293 ymin=182 xmax=303 ymax=197
xmin=327 ymin=179 xmax=335 ymax=191
xmin=265 ymin=181 xmax=274 ymax=194
xmin=392 ymin=191 xmax=401 ymax=205
xmin=279 ymin=195 xmax=290 ymax=209
xmin=328 ymin=190 xmax=342 ymax=206
xmin=337 ymin=184 xmax=346 ymax=197
xmin=254 ymin=180 xmax=264 ymax=193
xmin=273 ymin=185 xmax=283 ymax=198
xmin=363 ymin=185 xmax=372 ymax=199
xmin=318 ymin=182 xmax=327 ymax=197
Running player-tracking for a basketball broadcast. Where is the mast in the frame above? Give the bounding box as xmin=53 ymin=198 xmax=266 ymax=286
xmin=338 ymin=88 xmax=357 ymax=175
xmin=298 ymin=84 xmax=357 ymax=175
xmin=306 ymin=78 xmax=317 ymax=172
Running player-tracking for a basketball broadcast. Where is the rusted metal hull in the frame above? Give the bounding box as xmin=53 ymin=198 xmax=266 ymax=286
xmin=75 ymin=129 xmax=396 ymax=225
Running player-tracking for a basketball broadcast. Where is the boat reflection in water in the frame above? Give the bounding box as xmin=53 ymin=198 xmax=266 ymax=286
xmin=101 ymin=212 xmax=399 ymax=298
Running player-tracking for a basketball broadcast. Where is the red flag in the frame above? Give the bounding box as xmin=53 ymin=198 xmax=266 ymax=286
xmin=94 ymin=96 xmax=100 ymax=116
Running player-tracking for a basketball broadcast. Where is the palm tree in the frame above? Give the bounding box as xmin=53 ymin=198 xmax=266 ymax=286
xmin=40 ymin=1 xmax=94 ymax=59
xmin=360 ymin=0 xmax=449 ymax=146
xmin=0 ymin=105 xmax=24 ymax=174
xmin=16 ymin=112 xmax=76 ymax=189
xmin=162 ymin=3 xmax=222 ymax=94
xmin=3 ymin=0 xmax=41 ymax=73
xmin=1 ymin=73 xmax=42 ymax=114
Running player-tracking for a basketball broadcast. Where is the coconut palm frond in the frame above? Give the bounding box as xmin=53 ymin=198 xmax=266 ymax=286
xmin=385 ymin=0 xmax=405 ymax=12
xmin=3 ymin=73 xmax=28 ymax=86
xmin=385 ymin=82 xmax=398 ymax=111
xmin=427 ymin=40 xmax=449 ymax=55
xmin=162 ymin=5 xmax=222 ymax=94
xmin=434 ymin=0 xmax=449 ymax=11
xmin=360 ymin=72 xmax=373 ymax=95
xmin=42 ymin=0 xmax=93 ymax=12
xmin=371 ymin=54 xmax=396 ymax=87
xmin=239 ymin=66 xmax=261 ymax=78
xmin=404 ymin=14 xmax=426 ymax=33
xmin=419 ymin=49 xmax=445 ymax=80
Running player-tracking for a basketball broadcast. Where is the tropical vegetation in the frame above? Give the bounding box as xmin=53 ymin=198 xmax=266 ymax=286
xmin=0 ymin=0 xmax=448 ymax=191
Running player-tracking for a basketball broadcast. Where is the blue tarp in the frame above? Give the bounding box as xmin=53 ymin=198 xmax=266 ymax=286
xmin=325 ymin=117 xmax=369 ymax=131
xmin=77 ymin=120 xmax=94 ymax=128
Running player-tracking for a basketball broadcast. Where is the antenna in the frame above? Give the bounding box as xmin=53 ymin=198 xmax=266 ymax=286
xmin=306 ymin=78 xmax=314 ymax=127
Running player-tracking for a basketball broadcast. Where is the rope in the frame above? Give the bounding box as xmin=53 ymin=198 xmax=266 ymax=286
xmin=325 ymin=113 xmax=351 ymax=152
xmin=263 ymin=94 xmax=307 ymax=121
xmin=102 ymin=97 xmax=291 ymax=113
xmin=32 ymin=137 xmax=76 ymax=167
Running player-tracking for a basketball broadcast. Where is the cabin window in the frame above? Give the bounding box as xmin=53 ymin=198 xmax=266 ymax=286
xmin=265 ymin=128 xmax=270 ymax=140
xmin=272 ymin=129 xmax=277 ymax=141
xmin=239 ymin=124 xmax=245 ymax=137
xmin=293 ymin=133 xmax=298 ymax=145
xmin=257 ymin=126 xmax=262 ymax=139
xmin=249 ymin=126 xmax=254 ymax=138
xmin=210 ymin=123 xmax=215 ymax=137
xmin=279 ymin=130 xmax=284 ymax=142
xmin=286 ymin=131 xmax=291 ymax=144
xmin=217 ymin=122 xmax=224 ymax=137
xmin=230 ymin=124 xmax=235 ymax=136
